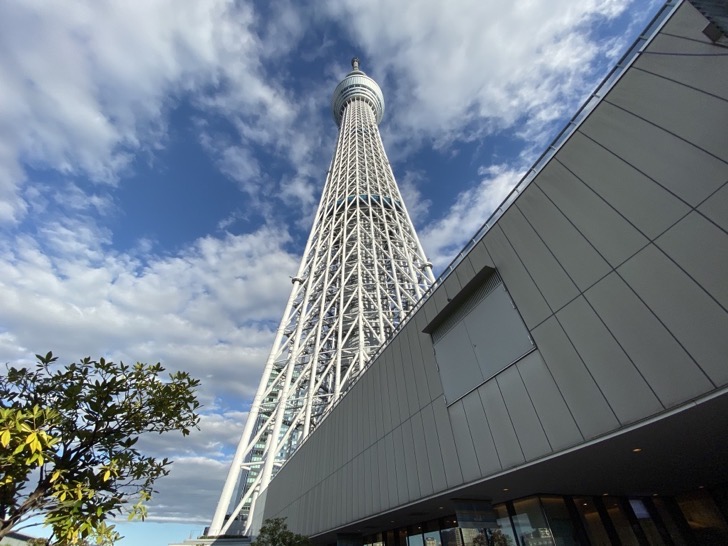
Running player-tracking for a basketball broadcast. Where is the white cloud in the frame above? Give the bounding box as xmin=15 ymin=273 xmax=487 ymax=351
xmin=325 ymin=0 xmax=630 ymax=153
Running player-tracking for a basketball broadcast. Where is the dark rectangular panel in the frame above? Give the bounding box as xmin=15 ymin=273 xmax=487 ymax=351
xmin=432 ymin=320 xmax=482 ymax=403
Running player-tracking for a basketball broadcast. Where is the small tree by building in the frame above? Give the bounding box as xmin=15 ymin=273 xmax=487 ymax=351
xmin=252 ymin=518 xmax=312 ymax=546
xmin=0 ymin=352 xmax=200 ymax=545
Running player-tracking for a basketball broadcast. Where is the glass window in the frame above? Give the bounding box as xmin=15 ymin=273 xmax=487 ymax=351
xmin=494 ymin=504 xmax=519 ymax=546
xmin=628 ymin=499 xmax=666 ymax=545
xmin=677 ymin=490 xmax=728 ymax=545
xmin=651 ymin=497 xmax=688 ymax=546
xmin=440 ymin=519 xmax=461 ymax=546
xmin=573 ymin=497 xmax=610 ymax=546
xmin=512 ymin=497 xmax=555 ymax=546
xmin=601 ymin=497 xmax=639 ymax=545
xmin=540 ymin=496 xmax=584 ymax=545
xmin=407 ymin=526 xmax=424 ymax=546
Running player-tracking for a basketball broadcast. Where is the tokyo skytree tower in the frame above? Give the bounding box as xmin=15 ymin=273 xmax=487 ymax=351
xmin=209 ymin=58 xmax=434 ymax=537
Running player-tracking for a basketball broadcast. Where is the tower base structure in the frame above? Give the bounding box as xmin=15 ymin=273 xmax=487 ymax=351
xmin=249 ymin=2 xmax=728 ymax=545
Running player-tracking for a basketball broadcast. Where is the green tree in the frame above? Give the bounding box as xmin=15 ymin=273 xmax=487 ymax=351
xmin=0 ymin=352 xmax=201 ymax=545
xmin=252 ymin=517 xmax=311 ymax=546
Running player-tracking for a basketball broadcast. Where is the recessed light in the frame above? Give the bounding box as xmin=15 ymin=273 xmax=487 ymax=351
xmin=583 ymin=502 xmax=588 ymax=506
xmin=502 ymin=488 xmax=509 ymax=492
xmin=439 ymin=506 xmax=444 ymax=510
xmin=653 ymin=493 xmax=659 ymax=497
xmin=699 ymin=485 xmax=705 ymax=489
xmin=602 ymin=493 xmax=609 ymax=496
xmin=632 ymin=448 xmax=642 ymax=453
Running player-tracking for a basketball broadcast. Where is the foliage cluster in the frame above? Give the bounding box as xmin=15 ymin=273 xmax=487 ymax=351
xmin=0 ymin=352 xmax=200 ymax=545
xmin=252 ymin=517 xmax=312 ymax=546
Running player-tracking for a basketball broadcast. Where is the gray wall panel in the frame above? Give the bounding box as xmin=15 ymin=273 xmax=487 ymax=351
xmin=392 ymin=341 xmax=411 ymax=423
xmin=581 ymin=102 xmax=727 ymax=206
xmin=401 ymin=419 xmax=421 ymax=501
xmin=516 ymin=185 xmax=610 ymax=291
xmin=455 ymin=256 xmax=477 ymax=289
xmin=383 ymin=352 xmax=400 ymax=429
xmin=448 ymin=400 xmax=481 ymax=482
xmin=516 ymin=350 xmax=583 ymax=451
xmin=499 ymin=206 xmax=579 ymax=310
xmin=432 ymin=397 xmax=464 ymax=488
xmin=399 ymin=335 xmax=420 ymax=416
xmin=414 ymin=311 xmax=444 ymax=401
xmin=432 ymin=285 xmax=449 ymax=315
xmin=483 ymin=227 xmax=551 ymax=328
xmin=381 ymin=352 xmax=395 ymax=434
xmin=370 ymin=445 xmax=381 ymax=515
xmin=464 ymin=285 xmax=534 ymax=381
xmin=411 ymin=411 xmax=434 ymax=497
xmin=478 ymin=380 xmax=525 ymax=469
xmin=433 ymin=322 xmax=481 ymax=402
xmin=619 ymin=244 xmax=728 ymax=386
xmin=364 ymin=445 xmax=373 ymax=516
xmin=496 ymin=365 xmax=552 ymax=460
xmin=636 ymin=33 xmax=728 ymax=99
xmin=586 ymin=272 xmax=712 ymax=407
xmin=468 ymin=240 xmax=496 ymax=272
xmin=377 ymin=439 xmax=389 ymax=512
xmin=460 ymin=390 xmax=501 ymax=475
xmin=558 ymin=296 xmax=664 ymax=423
xmin=699 ymin=184 xmax=728 ymax=233
xmin=443 ymin=271 xmax=462 ymax=300
xmin=561 ymin=131 xmax=690 ymax=239
xmin=607 ymin=69 xmax=728 ymax=163
xmin=422 ymin=404 xmax=448 ymax=492
xmin=406 ymin=326 xmax=430 ymax=407
xmin=393 ymin=426 xmax=410 ymax=503
xmin=384 ymin=433 xmax=398 ymax=507
xmin=531 ymin=317 xmax=619 ymax=438
xmin=538 ymin=160 xmax=648 ymax=267
xmin=373 ymin=361 xmax=384 ymax=441
xmin=657 ymin=212 xmax=728 ymax=310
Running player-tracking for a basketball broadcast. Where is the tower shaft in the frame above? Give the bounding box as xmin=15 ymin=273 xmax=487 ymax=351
xmin=209 ymin=60 xmax=434 ymax=537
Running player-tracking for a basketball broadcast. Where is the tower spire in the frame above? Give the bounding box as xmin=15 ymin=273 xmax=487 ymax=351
xmin=208 ymin=59 xmax=434 ymax=538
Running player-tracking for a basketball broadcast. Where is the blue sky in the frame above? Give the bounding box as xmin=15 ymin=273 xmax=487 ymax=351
xmin=0 ymin=0 xmax=663 ymax=544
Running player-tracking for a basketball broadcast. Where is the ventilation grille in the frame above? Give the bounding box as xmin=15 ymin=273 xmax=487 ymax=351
xmin=432 ymin=271 xmax=502 ymax=343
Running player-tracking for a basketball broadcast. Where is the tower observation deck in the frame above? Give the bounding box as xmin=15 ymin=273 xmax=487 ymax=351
xmin=208 ymin=58 xmax=434 ymax=537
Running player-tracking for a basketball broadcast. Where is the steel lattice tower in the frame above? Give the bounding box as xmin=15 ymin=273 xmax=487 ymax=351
xmin=209 ymin=58 xmax=434 ymax=537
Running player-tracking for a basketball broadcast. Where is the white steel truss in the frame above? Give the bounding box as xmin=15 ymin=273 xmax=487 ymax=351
xmin=209 ymin=59 xmax=434 ymax=537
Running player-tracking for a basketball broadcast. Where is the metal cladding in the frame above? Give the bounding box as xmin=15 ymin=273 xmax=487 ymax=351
xmin=209 ymin=59 xmax=433 ymax=537
xmin=331 ymin=58 xmax=385 ymax=126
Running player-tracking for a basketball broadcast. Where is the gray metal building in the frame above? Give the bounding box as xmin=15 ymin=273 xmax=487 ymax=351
xmin=261 ymin=1 xmax=728 ymax=544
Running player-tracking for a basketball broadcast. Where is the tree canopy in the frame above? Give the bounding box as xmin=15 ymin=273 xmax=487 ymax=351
xmin=0 ymin=352 xmax=200 ymax=545
xmin=252 ymin=517 xmax=312 ymax=546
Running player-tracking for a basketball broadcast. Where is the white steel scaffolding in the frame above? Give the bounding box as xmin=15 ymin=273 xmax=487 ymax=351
xmin=209 ymin=58 xmax=434 ymax=537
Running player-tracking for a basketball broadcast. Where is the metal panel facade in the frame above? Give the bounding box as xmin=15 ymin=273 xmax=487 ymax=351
xmin=262 ymin=2 xmax=728 ymax=538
